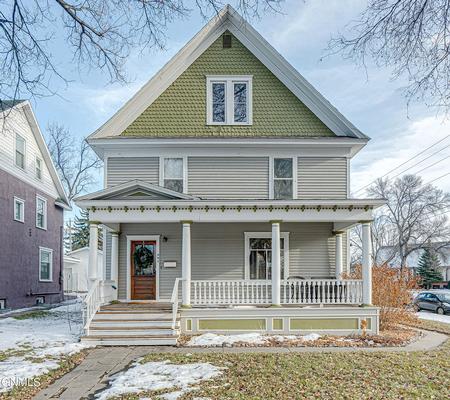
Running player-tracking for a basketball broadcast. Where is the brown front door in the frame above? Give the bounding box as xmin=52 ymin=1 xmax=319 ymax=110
xmin=130 ymin=240 xmax=157 ymax=300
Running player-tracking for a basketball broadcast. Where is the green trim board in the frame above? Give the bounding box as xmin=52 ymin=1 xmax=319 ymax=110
xmin=272 ymin=318 xmax=283 ymax=330
xmin=290 ymin=318 xmax=359 ymax=330
xmin=198 ymin=318 xmax=267 ymax=331
xmin=186 ymin=319 xmax=192 ymax=331
xmin=122 ymin=33 xmax=334 ymax=138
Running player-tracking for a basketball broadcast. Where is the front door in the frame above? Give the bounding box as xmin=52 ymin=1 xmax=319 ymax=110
xmin=130 ymin=240 xmax=157 ymax=300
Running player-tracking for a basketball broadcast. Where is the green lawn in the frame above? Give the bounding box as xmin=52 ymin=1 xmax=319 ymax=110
xmin=135 ymin=340 xmax=450 ymax=400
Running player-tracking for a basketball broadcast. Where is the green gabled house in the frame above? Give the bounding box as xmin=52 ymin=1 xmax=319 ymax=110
xmin=75 ymin=5 xmax=384 ymax=346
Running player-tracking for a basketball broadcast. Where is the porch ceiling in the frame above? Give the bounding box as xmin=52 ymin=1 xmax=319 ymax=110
xmin=76 ymin=198 xmax=385 ymax=224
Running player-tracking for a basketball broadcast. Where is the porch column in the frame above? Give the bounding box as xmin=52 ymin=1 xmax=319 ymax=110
xmin=361 ymin=221 xmax=373 ymax=305
xmin=334 ymin=231 xmax=344 ymax=279
xmin=181 ymin=221 xmax=192 ymax=307
xmin=88 ymin=221 xmax=100 ymax=281
xmin=271 ymin=220 xmax=281 ymax=306
xmin=110 ymin=231 xmax=119 ymax=284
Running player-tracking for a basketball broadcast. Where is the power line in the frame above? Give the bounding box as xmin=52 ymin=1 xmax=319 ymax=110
xmin=423 ymin=172 xmax=450 ymax=185
xmin=353 ymin=134 xmax=450 ymax=194
xmin=413 ymin=155 xmax=450 ymax=176
xmin=389 ymin=143 xmax=450 ymax=180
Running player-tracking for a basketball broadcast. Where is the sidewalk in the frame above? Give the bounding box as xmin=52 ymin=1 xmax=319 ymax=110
xmin=33 ymin=330 xmax=448 ymax=400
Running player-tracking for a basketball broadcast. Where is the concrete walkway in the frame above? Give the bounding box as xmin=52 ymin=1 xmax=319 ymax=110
xmin=33 ymin=330 xmax=448 ymax=400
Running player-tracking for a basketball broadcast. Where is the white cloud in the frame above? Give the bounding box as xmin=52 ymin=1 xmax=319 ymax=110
xmin=351 ymin=116 xmax=450 ymax=195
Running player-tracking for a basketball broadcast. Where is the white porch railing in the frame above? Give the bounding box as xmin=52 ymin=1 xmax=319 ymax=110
xmin=170 ymin=277 xmax=183 ymax=329
xmin=281 ymin=279 xmax=363 ymax=305
xmin=190 ymin=279 xmax=363 ymax=306
xmin=192 ymin=280 xmax=272 ymax=305
xmin=82 ymin=279 xmax=101 ymax=335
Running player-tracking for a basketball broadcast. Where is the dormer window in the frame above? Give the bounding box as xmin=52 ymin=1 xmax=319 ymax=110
xmin=206 ymin=76 xmax=252 ymax=125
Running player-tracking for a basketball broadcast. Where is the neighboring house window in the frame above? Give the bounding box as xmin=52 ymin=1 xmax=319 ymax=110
xmin=160 ymin=157 xmax=186 ymax=193
xmin=36 ymin=195 xmax=47 ymax=229
xmin=244 ymin=232 xmax=289 ymax=280
xmin=15 ymin=134 xmax=26 ymax=169
xmin=271 ymin=157 xmax=297 ymax=200
xmin=206 ymin=76 xmax=252 ymax=125
xmin=35 ymin=157 xmax=43 ymax=180
xmin=13 ymin=197 xmax=25 ymax=222
xmin=39 ymin=247 xmax=53 ymax=281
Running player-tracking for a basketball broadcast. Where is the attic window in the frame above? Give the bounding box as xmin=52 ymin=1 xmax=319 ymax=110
xmin=206 ymin=76 xmax=253 ymax=125
xmin=223 ymin=34 xmax=232 ymax=48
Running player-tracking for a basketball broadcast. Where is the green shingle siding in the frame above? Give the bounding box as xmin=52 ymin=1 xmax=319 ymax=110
xmin=122 ymin=33 xmax=335 ymax=137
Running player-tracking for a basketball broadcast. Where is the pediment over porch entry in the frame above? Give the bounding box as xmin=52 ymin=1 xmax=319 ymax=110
xmin=75 ymin=180 xmax=200 ymax=201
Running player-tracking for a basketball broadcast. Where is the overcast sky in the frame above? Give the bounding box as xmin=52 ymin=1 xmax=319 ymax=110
xmin=30 ymin=0 xmax=450 ymax=201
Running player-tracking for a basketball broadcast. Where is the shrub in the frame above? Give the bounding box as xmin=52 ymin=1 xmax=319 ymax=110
xmin=345 ymin=265 xmax=420 ymax=330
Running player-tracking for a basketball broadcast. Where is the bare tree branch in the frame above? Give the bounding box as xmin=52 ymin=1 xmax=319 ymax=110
xmin=0 ymin=0 xmax=283 ymax=111
xmin=329 ymin=0 xmax=450 ymax=113
xmin=46 ymin=123 xmax=102 ymax=203
xmin=352 ymin=174 xmax=450 ymax=269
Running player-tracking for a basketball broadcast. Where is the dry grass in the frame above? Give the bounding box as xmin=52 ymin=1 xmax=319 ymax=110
xmin=0 ymin=350 xmax=89 ymax=400
xmin=124 ymin=340 xmax=450 ymax=400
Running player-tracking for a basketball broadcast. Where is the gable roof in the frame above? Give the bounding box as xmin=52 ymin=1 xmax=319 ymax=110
xmin=75 ymin=180 xmax=200 ymax=202
xmin=88 ymin=5 xmax=367 ymax=141
xmin=5 ymin=101 xmax=70 ymax=208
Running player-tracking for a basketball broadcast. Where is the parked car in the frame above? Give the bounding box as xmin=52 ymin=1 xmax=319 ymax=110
xmin=413 ymin=290 xmax=450 ymax=315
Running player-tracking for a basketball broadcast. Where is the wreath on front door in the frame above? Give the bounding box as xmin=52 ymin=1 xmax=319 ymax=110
xmin=134 ymin=244 xmax=154 ymax=275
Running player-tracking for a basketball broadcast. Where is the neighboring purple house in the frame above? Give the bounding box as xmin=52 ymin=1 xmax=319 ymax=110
xmin=0 ymin=100 xmax=70 ymax=310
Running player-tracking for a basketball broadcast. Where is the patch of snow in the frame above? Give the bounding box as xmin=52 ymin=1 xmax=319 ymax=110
xmin=0 ymin=305 xmax=90 ymax=393
xmin=186 ymin=333 xmax=321 ymax=347
xmin=95 ymin=360 xmax=223 ymax=400
xmin=301 ymin=333 xmax=321 ymax=341
xmin=416 ymin=310 xmax=450 ymax=324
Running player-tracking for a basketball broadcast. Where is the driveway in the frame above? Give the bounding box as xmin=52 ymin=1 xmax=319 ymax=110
xmin=416 ymin=310 xmax=450 ymax=324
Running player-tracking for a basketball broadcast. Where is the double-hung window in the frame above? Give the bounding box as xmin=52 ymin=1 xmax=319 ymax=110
xmin=35 ymin=157 xmax=43 ymax=180
xmin=207 ymin=76 xmax=252 ymax=125
xmin=15 ymin=134 xmax=26 ymax=169
xmin=14 ymin=197 xmax=25 ymax=222
xmin=245 ymin=232 xmax=289 ymax=280
xmin=39 ymin=247 xmax=53 ymax=282
xmin=271 ymin=157 xmax=296 ymax=199
xmin=160 ymin=157 xmax=185 ymax=193
xmin=36 ymin=195 xmax=47 ymax=230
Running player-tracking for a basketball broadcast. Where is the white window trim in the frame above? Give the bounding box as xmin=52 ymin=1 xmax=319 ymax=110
xmin=36 ymin=195 xmax=47 ymax=230
xmin=206 ymin=75 xmax=253 ymax=125
xmin=269 ymin=156 xmax=297 ymax=200
xmin=39 ymin=247 xmax=53 ymax=282
xmin=14 ymin=133 xmax=26 ymax=170
xmin=13 ymin=196 xmax=25 ymax=223
xmin=35 ymin=156 xmax=43 ymax=180
xmin=159 ymin=156 xmax=188 ymax=194
xmin=244 ymin=232 xmax=290 ymax=280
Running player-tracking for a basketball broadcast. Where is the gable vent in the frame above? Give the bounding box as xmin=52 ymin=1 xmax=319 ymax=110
xmin=222 ymin=34 xmax=232 ymax=48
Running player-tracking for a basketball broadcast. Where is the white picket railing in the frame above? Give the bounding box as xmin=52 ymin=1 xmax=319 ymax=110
xmin=170 ymin=278 xmax=183 ymax=329
xmin=190 ymin=279 xmax=363 ymax=306
xmin=281 ymin=279 xmax=363 ymax=305
xmin=192 ymin=280 xmax=271 ymax=305
xmin=82 ymin=279 xmax=101 ymax=335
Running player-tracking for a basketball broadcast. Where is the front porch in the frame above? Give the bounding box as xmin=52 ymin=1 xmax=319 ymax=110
xmin=75 ymin=191 xmax=383 ymax=343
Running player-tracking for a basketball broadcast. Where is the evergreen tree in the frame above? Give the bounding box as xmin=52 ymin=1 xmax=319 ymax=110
xmin=71 ymin=209 xmax=103 ymax=251
xmin=416 ymin=249 xmax=442 ymax=288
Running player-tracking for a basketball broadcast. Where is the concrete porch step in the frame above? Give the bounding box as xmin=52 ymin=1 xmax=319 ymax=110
xmin=80 ymin=334 xmax=178 ymax=346
xmin=94 ymin=312 xmax=174 ymax=320
xmin=89 ymin=328 xmax=179 ymax=336
xmin=91 ymin=319 xmax=174 ymax=328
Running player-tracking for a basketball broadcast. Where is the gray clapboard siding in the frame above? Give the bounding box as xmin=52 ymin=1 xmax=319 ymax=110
xmin=298 ymin=157 xmax=347 ymax=199
xmin=106 ymin=157 xmax=159 ymax=188
xmin=188 ymin=157 xmax=269 ymax=199
xmin=118 ymin=222 xmax=342 ymax=300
